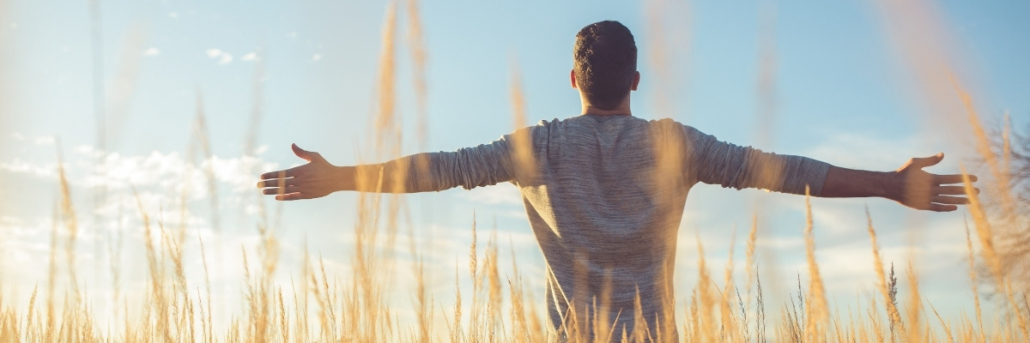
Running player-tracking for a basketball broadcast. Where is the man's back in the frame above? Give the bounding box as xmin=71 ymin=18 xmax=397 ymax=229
xmin=441 ymin=114 xmax=830 ymax=339
xmin=520 ymin=115 xmax=689 ymax=339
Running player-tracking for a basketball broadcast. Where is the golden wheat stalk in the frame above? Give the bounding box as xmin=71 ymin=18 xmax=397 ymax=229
xmin=803 ymin=187 xmax=828 ymax=340
xmin=866 ymin=207 xmax=907 ymax=339
xmin=961 ymin=167 xmax=1030 ymax=340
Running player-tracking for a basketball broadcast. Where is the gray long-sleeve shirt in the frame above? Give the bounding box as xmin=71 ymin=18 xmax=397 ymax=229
xmin=404 ymin=114 xmax=830 ymax=340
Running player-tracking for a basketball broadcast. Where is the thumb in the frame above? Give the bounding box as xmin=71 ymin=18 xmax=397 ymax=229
xmin=910 ymin=152 xmax=944 ymax=169
xmin=291 ymin=143 xmax=319 ymax=162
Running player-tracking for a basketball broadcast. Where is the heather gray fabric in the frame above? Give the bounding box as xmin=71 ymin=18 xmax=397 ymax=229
xmin=403 ymin=115 xmax=830 ymax=339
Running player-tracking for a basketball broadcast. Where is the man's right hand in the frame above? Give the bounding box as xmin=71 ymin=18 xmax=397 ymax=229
xmin=821 ymin=152 xmax=978 ymax=212
xmin=887 ymin=153 xmax=978 ymax=212
xmin=256 ymin=144 xmax=349 ymax=201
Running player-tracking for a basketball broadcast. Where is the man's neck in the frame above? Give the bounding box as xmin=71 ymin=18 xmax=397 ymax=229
xmin=580 ymin=98 xmax=632 ymax=116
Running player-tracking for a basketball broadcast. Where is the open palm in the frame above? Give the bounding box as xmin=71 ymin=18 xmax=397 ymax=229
xmin=891 ymin=153 xmax=977 ymax=212
xmin=257 ymin=144 xmax=346 ymax=201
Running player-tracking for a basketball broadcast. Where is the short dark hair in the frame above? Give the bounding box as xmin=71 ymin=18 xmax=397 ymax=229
xmin=573 ymin=20 xmax=638 ymax=110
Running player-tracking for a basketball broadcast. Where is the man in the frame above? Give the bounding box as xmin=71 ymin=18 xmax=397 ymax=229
xmin=257 ymin=20 xmax=976 ymax=341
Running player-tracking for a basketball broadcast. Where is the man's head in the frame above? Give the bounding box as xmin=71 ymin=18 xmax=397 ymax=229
xmin=572 ymin=20 xmax=639 ymax=111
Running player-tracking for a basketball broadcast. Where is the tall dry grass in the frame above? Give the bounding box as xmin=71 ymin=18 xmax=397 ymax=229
xmin=1 ymin=1 xmax=1028 ymax=343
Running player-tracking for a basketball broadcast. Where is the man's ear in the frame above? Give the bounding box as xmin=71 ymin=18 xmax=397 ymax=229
xmin=630 ymin=71 xmax=640 ymax=91
xmin=570 ymin=70 xmax=578 ymax=89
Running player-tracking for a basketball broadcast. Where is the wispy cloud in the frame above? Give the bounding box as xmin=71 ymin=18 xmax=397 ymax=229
xmin=462 ymin=184 xmax=522 ymax=206
xmin=311 ymin=53 xmax=322 ymax=62
xmin=0 ymin=158 xmax=58 ymax=179
xmin=33 ymin=135 xmax=54 ymax=145
xmin=804 ymin=133 xmax=926 ymax=170
xmin=2 ymin=144 xmax=278 ymax=201
xmin=168 ymin=12 xmax=179 ymax=19
xmin=206 ymin=49 xmax=233 ymax=65
xmin=142 ymin=48 xmax=160 ymax=56
xmin=241 ymin=52 xmax=258 ymax=61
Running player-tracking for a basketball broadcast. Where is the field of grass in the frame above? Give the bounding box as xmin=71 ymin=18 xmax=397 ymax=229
xmin=1 ymin=0 xmax=1028 ymax=342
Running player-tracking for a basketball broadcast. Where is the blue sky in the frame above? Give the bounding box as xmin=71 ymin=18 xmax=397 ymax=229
xmin=1 ymin=0 xmax=1028 ymax=332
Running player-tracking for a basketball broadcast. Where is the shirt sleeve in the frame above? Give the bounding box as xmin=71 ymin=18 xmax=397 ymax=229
xmin=402 ymin=126 xmax=538 ymax=192
xmin=681 ymin=124 xmax=831 ymax=196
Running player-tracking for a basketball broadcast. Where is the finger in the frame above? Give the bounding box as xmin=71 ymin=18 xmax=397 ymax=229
xmin=933 ymin=174 xmax=969 ymax=185
xmin=935 ymin=186 xmax=980 ymax=195
xmin=291 ymin=143 xmax=309 ymax=161
xmin=260 ymin=168 xmax=298 ymax=180
xmin=262 ymin=186 xmax=300 ymax=195
xmin=257 ymin=178 xmax=298 ymax=189
xmin=910 ymin=153 xmax=944 ymax=168
xmin=927 ymin=203 xmax=958 ymax=212
xmin=291 ymin=143 xmax=323 ymax=162
xmin=275 ymin=192 xmax=306 ymax=201
xmin=932 ymin=195 xmax=970 ymax=205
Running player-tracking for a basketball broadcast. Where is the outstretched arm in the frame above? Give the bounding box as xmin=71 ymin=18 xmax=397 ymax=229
xmin=255 ymin=144 xmax=432 ymax=200
xmin=257 ymin=140 xmax=518 ymax=200
xmin=820 ymin=153 xmax=977 ymax=212
xmin=684 ymin=125 xmax=978 ymax=212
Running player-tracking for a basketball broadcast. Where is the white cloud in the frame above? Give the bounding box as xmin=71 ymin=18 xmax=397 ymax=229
xmin=9 ymin=23 xmax=17 ymax=30
xmin=0 ymin=158 xmax=57 ymax=179
xmin=73 ymin=144 xmax=104 ymax=158
xmin=311 ymin=54 xmax=322 ymax=62
xmin=168 ymin=12 xmax=179 ymax=19
xmin=2 ymin=145 xmax=278 ymax=201
xmin=803 ymin=133 xmax=926 ymax=171
xmin=286 ymin=31 xmax=297 ymax=39
xmin=142 ymin=48 xmax=160 ymax=56
xmin=11 ymin=132 xmax=24 ymax=141
xmin=462 ymin=184 xmax=522 ymax=206
xmin=34 ymin=136 xmax=54 ymax=145
xmin=206 ymin=49 xmax=233 ymax=65
xmin=241 ymin=52 xmax=258 ymax=61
